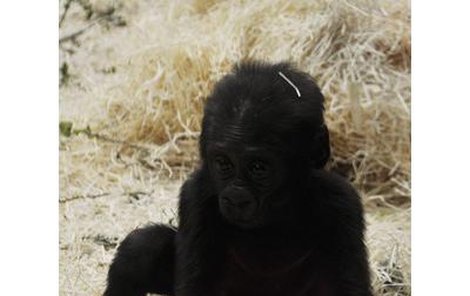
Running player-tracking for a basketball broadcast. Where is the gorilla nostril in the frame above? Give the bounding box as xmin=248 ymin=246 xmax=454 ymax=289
xmin=221 ymin=195 xmax=254 ymax=210
xmin=221 ymin=196 xmax=234 ymax=206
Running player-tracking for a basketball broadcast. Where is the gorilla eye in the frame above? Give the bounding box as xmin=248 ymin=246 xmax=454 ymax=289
xmin=248 ymin=160 xmax=268 ymax=179
xmin=214 ymin=155 xmax=234 ymax=175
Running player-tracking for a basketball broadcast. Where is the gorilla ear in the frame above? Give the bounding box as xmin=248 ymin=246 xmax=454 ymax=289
xmin=312 ymin=124 xmax=330 ymax=168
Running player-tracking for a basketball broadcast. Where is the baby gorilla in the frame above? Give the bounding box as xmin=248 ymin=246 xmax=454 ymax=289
xmin=104 ymin=61 xmax=372 ymax=296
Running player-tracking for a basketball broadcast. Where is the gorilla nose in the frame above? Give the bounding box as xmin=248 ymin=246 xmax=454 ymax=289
xmin=220 ymin=192 xmax=257 ymax=220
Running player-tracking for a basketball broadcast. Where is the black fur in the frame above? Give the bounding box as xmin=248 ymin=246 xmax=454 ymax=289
xmin=104 ymin=61 xmax=372 ymax=296
xmin=104 ymin=224 xmax=176 ymax=296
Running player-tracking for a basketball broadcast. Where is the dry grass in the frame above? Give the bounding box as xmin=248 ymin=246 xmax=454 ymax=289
xmin=59 ymin=0 xmax=410 ymax=295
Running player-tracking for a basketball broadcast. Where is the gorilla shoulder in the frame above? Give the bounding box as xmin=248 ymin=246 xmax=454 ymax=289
xmin=307 ymin=170 xmax=365 ymax=230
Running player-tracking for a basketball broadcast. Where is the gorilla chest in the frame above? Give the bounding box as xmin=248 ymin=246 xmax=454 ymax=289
xmin=215 ymin=245 xmax=333 ymax=296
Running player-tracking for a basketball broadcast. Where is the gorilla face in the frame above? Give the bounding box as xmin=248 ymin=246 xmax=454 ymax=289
xmin=207 ymin=143 xmax=286 ymax=229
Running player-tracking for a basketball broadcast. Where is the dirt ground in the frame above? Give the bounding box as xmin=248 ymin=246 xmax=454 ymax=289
xmin=59 ymin=1 xmax=410 ymax=295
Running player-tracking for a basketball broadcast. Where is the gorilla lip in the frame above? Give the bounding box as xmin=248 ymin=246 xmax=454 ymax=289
xmin=225 ymin=216 xmax=262 ymax=229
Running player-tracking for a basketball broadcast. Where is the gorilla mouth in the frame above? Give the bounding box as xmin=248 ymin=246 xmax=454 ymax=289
xmin=219 ymin=209 xmax=263 ymax=229
xmin=228 ymin=218 xmax=261 ymax=229
xmin=218 ymin=196 xmax=266 ymax=229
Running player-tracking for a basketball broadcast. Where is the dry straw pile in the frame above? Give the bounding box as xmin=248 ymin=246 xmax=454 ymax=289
xmin=60 ymin=0 xmax=410 ymax=295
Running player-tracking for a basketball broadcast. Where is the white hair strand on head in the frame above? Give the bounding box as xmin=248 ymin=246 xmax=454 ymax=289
xmin=278 ymin=71 xmax=301 ymax=98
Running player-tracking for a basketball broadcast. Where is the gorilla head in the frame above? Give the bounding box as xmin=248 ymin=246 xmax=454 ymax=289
xmin=199 ymin=62 xmax=330 ymax=228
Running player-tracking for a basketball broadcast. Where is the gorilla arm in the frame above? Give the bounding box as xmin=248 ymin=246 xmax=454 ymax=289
xmin=175 ymin=169 xmax=224 ymax=296
xmin=308 ymin=170 xmax=373 ymax=296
